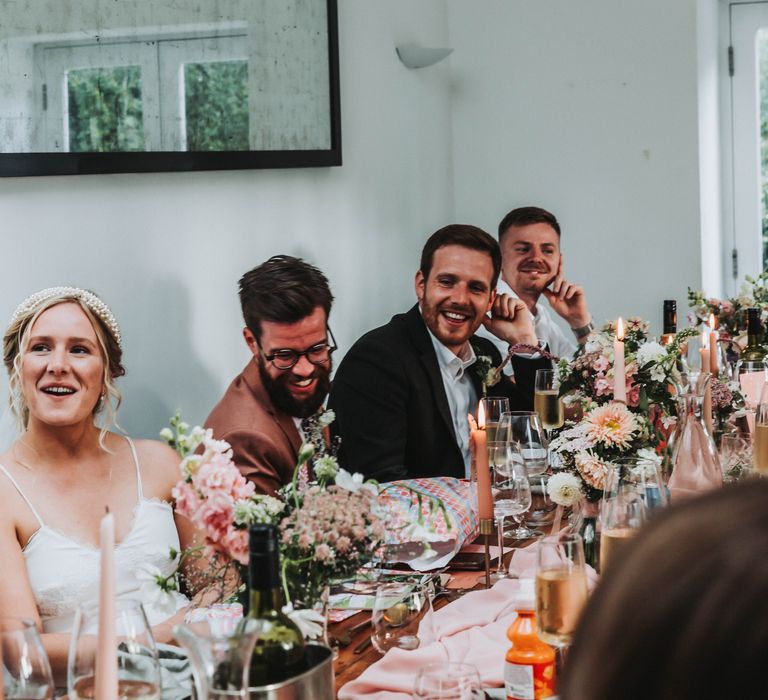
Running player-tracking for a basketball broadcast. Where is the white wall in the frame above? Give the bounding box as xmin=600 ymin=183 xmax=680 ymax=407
xmin=0 ymin=0 xmax=723 ymax=439
xmin=0 ymin=0 xmax=455 ymax=438
xmin=447 ymin=0 xmax=708 ymax=336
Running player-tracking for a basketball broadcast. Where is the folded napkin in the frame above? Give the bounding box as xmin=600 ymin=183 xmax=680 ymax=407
xmin=338 ymin=546 xmax=598 ymax=700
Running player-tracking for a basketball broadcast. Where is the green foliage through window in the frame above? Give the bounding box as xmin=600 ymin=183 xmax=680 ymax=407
xmin=67 ymin=66 xmax=145 ymax=152
xmin=184 ymin=60 xmax=249 ymax=151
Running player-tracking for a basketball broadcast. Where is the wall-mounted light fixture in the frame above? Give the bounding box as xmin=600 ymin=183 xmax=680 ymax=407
xmin=396 ymin=45 xmax=453 ymax=69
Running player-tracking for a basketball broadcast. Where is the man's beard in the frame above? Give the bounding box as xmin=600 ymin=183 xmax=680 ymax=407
xmin=259 ymin=361 xmax=332 ymax=419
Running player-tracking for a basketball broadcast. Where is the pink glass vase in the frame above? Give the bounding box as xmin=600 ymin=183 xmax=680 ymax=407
xmin=668 ymin=372 xmax=722 ymax=500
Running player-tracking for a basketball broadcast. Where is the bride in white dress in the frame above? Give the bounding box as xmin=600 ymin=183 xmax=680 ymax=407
xmin=0 ymin=287 xmax=201 ymax=683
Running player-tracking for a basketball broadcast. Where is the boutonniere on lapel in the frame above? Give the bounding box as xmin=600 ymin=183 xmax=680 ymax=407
xmin=470 ymin=349 xmax=502 ymax=397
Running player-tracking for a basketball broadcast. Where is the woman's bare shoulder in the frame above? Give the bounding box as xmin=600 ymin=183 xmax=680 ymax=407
xmin=120 ymin=436 xmax=181 ymax=496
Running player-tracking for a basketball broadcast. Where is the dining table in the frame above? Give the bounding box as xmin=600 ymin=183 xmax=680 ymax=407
xmin=331 ymin=529 xmax=543 ymax=696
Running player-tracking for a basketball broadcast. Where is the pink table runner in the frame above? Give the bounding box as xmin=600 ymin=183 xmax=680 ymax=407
xmin=338 ymin=548 xmax=598 ymax=700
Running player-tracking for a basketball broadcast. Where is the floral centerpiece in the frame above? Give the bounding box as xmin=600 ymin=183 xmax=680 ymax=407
xmin=549 ymin=319 xmax=702 ymax=501
xmin=688 ymin=271 xmax=768 ymax=349
xmin=147 ymin=412 xmax=386 ymax=637
xmin=147 ymin=412 xmax=459 ymax=640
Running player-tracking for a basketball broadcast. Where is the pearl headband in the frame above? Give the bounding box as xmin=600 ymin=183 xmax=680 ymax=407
xmin=10 ymin=286 xmax=122 ymax=347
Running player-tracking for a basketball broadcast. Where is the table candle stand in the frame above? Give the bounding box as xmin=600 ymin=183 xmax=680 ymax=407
xmin=479 ymin=518 xmax=493 ymax=588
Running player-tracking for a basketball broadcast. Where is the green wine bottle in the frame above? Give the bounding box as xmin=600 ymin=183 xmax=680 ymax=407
xmin=741 ymin=308 xmax=767 ymax=362
xmin=246 ymin=525 xmax=306 ymax=687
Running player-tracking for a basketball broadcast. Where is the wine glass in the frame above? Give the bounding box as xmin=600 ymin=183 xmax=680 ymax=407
xmin=604 ymin=457 xmax=668 ymax=512
xmin=499 ymin=451 xmax=540 ymax=540
xmin=68 ymin=600 xmax=161 ymax=700
xmin=480 ymin=396 xmax=510 ymax=444
xmin=1 ymin=618 xmax=54 ymax=699
xmin=501 ymin=411 xmax=549 ymax=476
xmin=599 ymin=487 xmax=646 ymax=574
xmin=719 ymin=433 xmax=754 ymax=482
xmin=489 ymin=441 xmax=527 ymax=580
xmin=535 ymin=532 xmax=588 ymax=651
xmin=413 ymin=662 xmax=483 ymax=699
xmin=736 ymin=359 xmax=768 ymax=410
xmin=754 ymin=381 xmax=768 ymax=474
xmin=534 ymin=369 xmax=564 ymax=431
xmin=371 ymin=582 xmax=433 ymax=654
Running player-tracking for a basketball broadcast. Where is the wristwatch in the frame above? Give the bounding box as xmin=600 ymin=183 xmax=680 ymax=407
xmin=571 ymin=320 xmax=594 ymax=340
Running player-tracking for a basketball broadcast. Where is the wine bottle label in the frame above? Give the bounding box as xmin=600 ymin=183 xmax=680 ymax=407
xmin=504 ymin=661 xmax=555 ymax=699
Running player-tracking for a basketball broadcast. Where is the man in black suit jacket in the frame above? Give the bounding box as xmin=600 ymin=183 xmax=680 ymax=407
xmin=329 ymin=224 xmax=550 ymax=482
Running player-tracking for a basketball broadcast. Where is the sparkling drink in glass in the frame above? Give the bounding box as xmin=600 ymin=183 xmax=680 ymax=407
xmin=534 ymin=369 xmax=564 ymax=430
xmin=535 ymin=532 xmax=588 ymax=649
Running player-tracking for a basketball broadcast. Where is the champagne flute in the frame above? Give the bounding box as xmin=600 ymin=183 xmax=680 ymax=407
xmin=488 ymin=441 xmax=526 ymax=580
xmin=535 ymin=532 xmax=588 ymax=651
xmin=599 ymin=467 xmax=646 ymax=575
xmin=480 ymin=397 xmax=510 ymax=444
xmin=68 ymin=600 xmax=161 ymax=700
xmin=534 ymin=369 xmax=564 ymax=431
xmin=501 ymin=411 xmax=549 ymax=477
xmin=1 ymin=618 xmax=54 ymax=699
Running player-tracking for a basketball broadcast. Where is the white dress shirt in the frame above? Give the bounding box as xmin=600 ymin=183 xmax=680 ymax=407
xmin=426 ymin=328 xmax=479 ymax=478
xmin=477 ymin=278 xmax=576 ymax=375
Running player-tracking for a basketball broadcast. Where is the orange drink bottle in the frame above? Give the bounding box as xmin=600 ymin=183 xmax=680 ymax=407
xmin=505 ymin=579 xmax=556 ymax=700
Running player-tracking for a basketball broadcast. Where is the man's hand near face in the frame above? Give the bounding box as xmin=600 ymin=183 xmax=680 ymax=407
xmin=542 ymin=255 xmax=591 ymax=338
xmin=481 ymin=293 xmax=538 ymax=347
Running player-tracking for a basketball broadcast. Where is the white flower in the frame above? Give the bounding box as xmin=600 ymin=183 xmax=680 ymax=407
xmin=298 ymin=442 xmax=316 ymax=465
xmin=314 ymin=455 xmax=339 ymax=481
xmin=283 ymin=604 xmax=326 ymax=640
xmin=159 ymin=427 xmax=173 ymax=441
xmin=180 ymin=454 xmax=203 ymax=479
xmin=636 ymin=341 xmax=668 ymax=382
xmin=547 ymin=472 xmax=584 ymax=506
xmin=135 ymin=563 xmax=179 ymax=617
xmin=234 ymin=495 xmax=284 ymax=526
xmin=318 ymin=409 xmax=335 ymax=427
xmin=335 ymin=469 xmax=377 ymax=496
xmin=186 ymin=425 xmax=208 ymax=452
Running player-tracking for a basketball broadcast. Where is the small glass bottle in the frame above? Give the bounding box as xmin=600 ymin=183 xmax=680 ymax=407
xmin=661 ymin=299 xmax=677 ymax=346
xmin=741 ymin=308 xmax=766 ymax=362
xmin=505 ymin=579 xmax=556 ymax=700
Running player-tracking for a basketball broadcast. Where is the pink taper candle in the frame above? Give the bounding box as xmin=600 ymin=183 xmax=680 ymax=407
xmin=95 ymin=508 xmax=117 ymax=700
xmin=699 ymin=331 xmax=714 ymax=435
xmin=709 ymin=314 xmax=718 ymax=376
xmin=613 ymin=318 xmax=627 ymax=403
xmin=470 ymin=404 xmax=493 ymax=520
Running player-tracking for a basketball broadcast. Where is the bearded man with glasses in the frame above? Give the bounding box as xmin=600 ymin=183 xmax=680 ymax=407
xmin=205 ymin=255 xmax=335 ymax=495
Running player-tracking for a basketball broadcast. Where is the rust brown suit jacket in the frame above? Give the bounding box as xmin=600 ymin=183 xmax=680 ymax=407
xmin=204 ymin=359 xmax=301 ymax=495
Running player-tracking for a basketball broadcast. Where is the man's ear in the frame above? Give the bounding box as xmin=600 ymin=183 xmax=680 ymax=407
xmin=414 ymin=270 xmax=425 ymax=302
xmin=486 ymin=288 xmax=497 ymax=314
xmin=243 ymin=327 xmax=259 ymax=356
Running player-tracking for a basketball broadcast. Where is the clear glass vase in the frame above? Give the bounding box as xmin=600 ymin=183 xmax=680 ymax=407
xmin=668 ymin=372 xmax=723 ymax=500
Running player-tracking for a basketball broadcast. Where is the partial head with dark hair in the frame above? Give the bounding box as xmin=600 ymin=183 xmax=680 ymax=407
xmin=561 ymin=480 xmax=768 ymax=700
xmin=497 ymin=206 xmax=561 ymax=241
xmin=238 ymin=255 xmax=334 ymax=341
xmin=239 ymin=255 xmax=335 ymax=418
xmin=419 ymin=225 xmax=501 ymax=286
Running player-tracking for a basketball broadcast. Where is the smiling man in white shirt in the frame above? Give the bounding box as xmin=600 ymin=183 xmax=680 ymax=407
xmin=479 ymin=206 xmax=593 ymax=370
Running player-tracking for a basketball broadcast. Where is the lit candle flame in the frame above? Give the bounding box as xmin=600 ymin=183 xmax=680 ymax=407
xmin=616 ymin=317 xmax=625 ymax=341
xmin=477 ymin=400 xmax=486 ymax=430
xmin=709 ymin=313 xmax=717 ymax=331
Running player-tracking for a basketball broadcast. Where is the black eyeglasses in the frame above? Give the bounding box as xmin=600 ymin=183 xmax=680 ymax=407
xmin=260 ymin=327 xmax=337 ymax=370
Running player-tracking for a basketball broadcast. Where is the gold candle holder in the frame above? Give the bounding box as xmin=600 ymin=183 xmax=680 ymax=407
xmin=479 ymin=518 xmax=493 ymax=589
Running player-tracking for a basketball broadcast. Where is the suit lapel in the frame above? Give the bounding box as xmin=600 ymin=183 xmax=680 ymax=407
xmin=242 ymin=360 xmax=302 ymax=457
xmin=405 ymin=305 xmax=458 ymax=442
